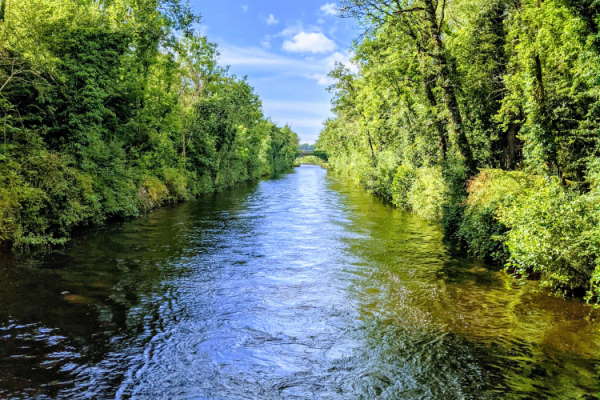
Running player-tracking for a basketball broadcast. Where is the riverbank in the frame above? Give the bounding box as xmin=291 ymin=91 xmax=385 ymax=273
xmin=293 ymin=155 xmax=328 ymax=168
xmin=316 ymin=0 xmax=600 ymax=303
xmin=322 ymin=158 xmax=600 ymax=303
xmin=0 ymin=167 xmax=297 ymax=252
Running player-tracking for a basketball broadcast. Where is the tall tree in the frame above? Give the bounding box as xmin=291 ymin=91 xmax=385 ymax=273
xmin=341 ymin=0 xmax=476 ymax=172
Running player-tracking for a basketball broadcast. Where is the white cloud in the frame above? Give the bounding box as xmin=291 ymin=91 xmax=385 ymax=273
xmin=320 ymin=3 xmax=338 ymax=16
xmin=324 ymin=51 xmax=358 ymax=73
xmin=309 ymin=73 xmax=335 ymax=86
xmin=219 ymin=45 xmax=355 ymax=85
xmin=276 ymin=23 xmax=304 ymax=39
xmin=282 ymin=32 xmax=336 ymax=54
xmin=266 ymin=14 xmax=279 ymax=25
xmin=241 ymin=5 xmax=248 ymax=12
xmin=217 ymin=44 xmax=353 ymax=143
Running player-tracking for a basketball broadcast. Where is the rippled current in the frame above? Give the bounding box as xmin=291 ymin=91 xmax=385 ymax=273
xmin=1 ymin=166 xmax=600 ymax=399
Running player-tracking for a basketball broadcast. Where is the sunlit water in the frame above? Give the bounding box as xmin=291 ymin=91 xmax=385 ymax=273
xmin=1 ymin=165 xmax=600 ymax=399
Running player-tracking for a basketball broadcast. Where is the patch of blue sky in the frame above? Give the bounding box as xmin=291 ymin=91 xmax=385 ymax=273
xmin=190 ymin=1 xmax=359 ymax=143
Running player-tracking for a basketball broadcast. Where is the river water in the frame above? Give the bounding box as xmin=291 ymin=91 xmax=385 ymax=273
xmin=1 ymin=165 xmax=600 ymax=399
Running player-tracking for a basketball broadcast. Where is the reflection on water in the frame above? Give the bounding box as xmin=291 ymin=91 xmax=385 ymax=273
xmin=1 ymin=165 xmax=599 ymax=399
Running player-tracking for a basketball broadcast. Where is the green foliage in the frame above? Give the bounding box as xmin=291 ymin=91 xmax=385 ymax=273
xmin=312 ymin=150 xmax=328 ymax=161
xmin=0 ymin=151 xmax=101 ymax=247
xmin=456 ymin=170 xmax=539 ymax=263
xmin=497 ymin=0 xmax=600 ymax=180
xmin=407 ymin=167 xmax=448 ymax=222
xmin=0 ymin=0 xmax=298 ymax=249
xmin=294 ymin=156 xmax=327 ymax=168
xmin=497 ymin=177 xmax=600 ymax=300
xmin=390 ymin=165 xmax=416 ymax=209
xmin=361 ymin=151 xmax=398 ymax=202
xmin=320 ymin=0 xmax=600 ymax=300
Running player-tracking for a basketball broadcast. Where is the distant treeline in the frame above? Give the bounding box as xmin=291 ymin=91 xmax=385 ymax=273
xmin=297 ymin=144 xmax=328 ymax=161
xmin=0 ymin=0 xmax=298 ymax=249
xmin=318 ymin=0 xmax=600 ymax=301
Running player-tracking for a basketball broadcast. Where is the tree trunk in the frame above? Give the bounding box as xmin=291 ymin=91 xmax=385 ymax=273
xmin=182 ymin=130 xmax=187 ymax=161
xmin=502 ymin=121 xmax=522 ymax=170
xmin=531 ymin=0 xmax=562 ymax=180
xmin=366 ymin=129 xmax=377 ymax=167
xmin=423 ymin=77 xmax=448 ymax=162
xmin=423 ymin=0 xmax=476 ymax=173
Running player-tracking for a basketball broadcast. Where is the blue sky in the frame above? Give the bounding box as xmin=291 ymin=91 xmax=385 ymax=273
xmin=190 ymin=1 xmax=359 ymax=144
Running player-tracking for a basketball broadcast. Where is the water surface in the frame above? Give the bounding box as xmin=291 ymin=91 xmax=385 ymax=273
xmin=1 ymin=165 xmax=600 ymax=399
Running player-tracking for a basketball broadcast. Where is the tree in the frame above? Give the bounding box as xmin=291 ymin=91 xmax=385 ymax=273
xmin=341 ymin=0 xmax=476 ymax=172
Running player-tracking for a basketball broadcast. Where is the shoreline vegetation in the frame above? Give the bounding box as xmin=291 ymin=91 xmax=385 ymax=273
xmin=318 ymin=0 xmax=600 ymax=302
xmin=294 ymin=144 xmax=328 ymax=167
xmin=294 ymin=155 xmax=328 ymax=168
xmin=0 ymin=0 xmax=298 ymax=250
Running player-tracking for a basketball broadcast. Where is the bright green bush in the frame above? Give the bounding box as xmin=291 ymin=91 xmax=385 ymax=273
xmin=457 ymin=170 xmax=542 ymax=263
xmin=369 ymin=151 xmax=399 ymax=202
xmin=162 ymin=168 xmax=189 ymax=201
xmin=138 ymin=176 xmax=170 ymax=212
xmin=407 ymin=167 xmax=448 ymax=222
xmin=327 ymin=152 xmax=371 ymax=185
xmin=584 ymin=160 xmax=600 ymax=301
xmin=0 ymin=151 xmax=103 ymax=247
xmin=497 ymin=177 xmax=600 ymax=299
xmin=390 ymin=165 xmax=416 ymax=209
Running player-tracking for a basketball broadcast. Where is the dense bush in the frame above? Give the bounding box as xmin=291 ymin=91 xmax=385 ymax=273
xmin=407 ymin=167 xmax=448 ymax=222
xmin=497 ymin=177 xmax=600 ymax=300
xmin=456 ymin=170 xmax=539 ymax=263
xmin=0 ymin=0 xmax=298 ymax=249
xmin=390 ymin=165 xmax=416 ymax=209
xmin=361 ymin=151 xmax=398 ymax=202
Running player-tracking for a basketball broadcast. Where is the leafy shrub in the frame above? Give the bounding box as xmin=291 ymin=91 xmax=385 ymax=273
xmin=328 ymin=152 xmax=370 ymax=184
xmin=138 ymin=176 xmax=169 ymax=212
xmin=457 ymin=169 xmax=542 ymax=263
xmin=355 ymin=151 xmax=399 ymax=202
xmin=440 ymin=162 xmax=468 ymax=248
xmin=189 ymin=172 xmax=214 ymax=195
xmin=390 ymin=165 xmax=416 ymax=209
xmin=497 ymin=176 xmax=600 ymax=299
xmin=0 ymin=151 xmax=102 ymax=248
xmin=162 ymin=167 xmax=189 ymax=201
xmin=407 ymin=167 xmax=448 ymax=222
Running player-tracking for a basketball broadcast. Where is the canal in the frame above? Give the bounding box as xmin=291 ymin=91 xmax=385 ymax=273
xmin=1 ymin=165 xmax=599 ymax=399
